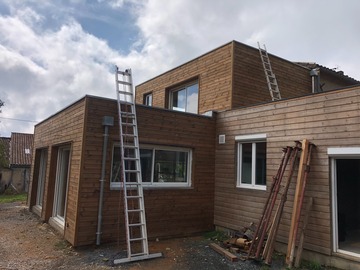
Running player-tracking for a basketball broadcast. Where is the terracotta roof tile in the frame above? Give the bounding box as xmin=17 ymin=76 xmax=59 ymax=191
xmin=10 ymin=133 xmax=34 ymax=166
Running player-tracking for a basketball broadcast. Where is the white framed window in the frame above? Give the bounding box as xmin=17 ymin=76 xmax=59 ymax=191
xmin=144 ymin=93 xmax=152 ymax=106
xmin=236 ymin=134 xmax=267 ymax=190
xmin=110 ymin=144 xmax=192 ymax=189
xmin=169 ymin=81 xmax=198 ymax=113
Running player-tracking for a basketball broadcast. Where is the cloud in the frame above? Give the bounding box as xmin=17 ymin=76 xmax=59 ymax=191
xmin=0 ymin=8 xmax=118 ymax=136
xmin=0 ymin=0 xmax=360 ymax=137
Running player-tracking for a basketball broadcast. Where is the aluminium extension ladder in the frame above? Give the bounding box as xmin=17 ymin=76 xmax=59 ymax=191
xmin=113 ymin=67 xmax=162 ymax=264
xmin=258 ymin=42 xmax=282 ymax=101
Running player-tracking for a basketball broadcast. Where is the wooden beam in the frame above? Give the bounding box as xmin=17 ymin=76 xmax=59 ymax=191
xmin=209 ymin=243 xmax=238 ymax=262
xmin=295 ymin=197 xmax=313 ymax=267
xmin=286 ymin=139 xmax=309 ymax=265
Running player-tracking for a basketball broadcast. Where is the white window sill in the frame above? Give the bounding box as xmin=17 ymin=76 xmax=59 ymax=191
xmin=110 ymin=183 xmax=192 ymax=190
xmin=236 ymin=184 xmax=267 ymax=191
xmin=32 ymin=205 xmax=42 ymax=217
xmin=49 ymin=216 xmax=64 ymax=234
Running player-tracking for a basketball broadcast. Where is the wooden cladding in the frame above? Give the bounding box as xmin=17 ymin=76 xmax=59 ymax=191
xmin=77 ymin=97 xmax=216 ymax=246
xmin=215 ymin=86 xmax=360 ymax=256
xmin=30 ymin=96 xmax=216 ymax=247
xmin=231 ymin=42 xmax=312 ymax=107
xmin=136 ymin=42 xmax=233 ymax=113
xmin=136 ymin=41 xmax=313 ymax=115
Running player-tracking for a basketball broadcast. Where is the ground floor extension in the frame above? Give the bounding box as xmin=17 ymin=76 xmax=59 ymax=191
xmin=214 ymin=85 xmax=360 ymax=269
xmin=28 ymin=95 xmax=216 ymax=247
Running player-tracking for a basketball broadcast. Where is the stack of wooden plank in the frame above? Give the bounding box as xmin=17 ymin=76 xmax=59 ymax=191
xmin=247 ymin=143 xmax=299 ymax=260
xmin=286 ymin=139 xmax=315 ymax=268
xmin=247 ymin=139 xmax=315 ymax=267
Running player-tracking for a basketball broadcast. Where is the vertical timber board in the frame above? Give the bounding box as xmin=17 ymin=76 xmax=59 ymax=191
xmin=286 ymin=139 xmax=309 ymax=264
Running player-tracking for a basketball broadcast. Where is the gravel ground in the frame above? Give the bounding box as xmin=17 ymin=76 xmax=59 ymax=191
xmin=0 ymin=201 xmax=335 ymax=270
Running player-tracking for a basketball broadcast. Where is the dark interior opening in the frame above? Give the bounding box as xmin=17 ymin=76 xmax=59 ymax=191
xmin=336 ymin=159 xmax=360 ymax=253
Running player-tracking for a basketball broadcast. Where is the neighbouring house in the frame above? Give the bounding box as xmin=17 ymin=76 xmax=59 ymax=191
xmin=0 ymin=136 xmax=11 ymax=193
xmin=28 ymin=40 xmax=360 ymax=269
xmin=0 ymin=133 xmax=33 ymax=193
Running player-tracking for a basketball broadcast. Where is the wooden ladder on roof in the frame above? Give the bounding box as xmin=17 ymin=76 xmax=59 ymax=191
xmin=258 ymin=42 xmax=282 ymax=101
xmin=113 ymin=67 xmax=162 ymax=265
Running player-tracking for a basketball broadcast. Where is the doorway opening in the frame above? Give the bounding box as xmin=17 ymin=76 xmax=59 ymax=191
xmin=332 ymin=157 xmax=360 ymax=256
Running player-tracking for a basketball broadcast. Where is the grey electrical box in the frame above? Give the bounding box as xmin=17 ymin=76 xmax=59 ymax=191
xmin=102 ymin=116 xmax=114 ymax=126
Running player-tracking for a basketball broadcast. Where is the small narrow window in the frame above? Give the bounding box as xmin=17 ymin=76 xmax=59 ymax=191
xmin=236 ymin=134 xmax=267 ymax=190
xmin=144 ymin=93 xmax=152 ymax=106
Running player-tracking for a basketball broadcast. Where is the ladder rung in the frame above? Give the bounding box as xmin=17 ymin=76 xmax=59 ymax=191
xmin=125 ymin=182 xmax=141 ymax=185
xmin=127 ymin=195 xmax=142 ymax=199
xmin=122 ymin=122 xmax=136 ymax=126
xmin=117 ymin=80 xmax=132 ymax=86
xmin=123 ymin=157 xmax=138 ymax=160
xmin=118 ymin=90 xmax=133 ymax=95
xmin=123 ymin=145 xmax=138 ymax=149
xmin=120 ymin=101 xmax=134 ymax=106
xmin=130 ymin=237 xmax=146 ymax=242
xmin=129 ymin=223 xmax=145 ymax=227
xmin=121 ymin=111 xmax=135 ymax=115
xmin=128 ymin=209 xmax=142 ymax=212
xmin=123 ymin=134 xmax=136 ymax=137
xmin=131 ymin=252 xmax=147 ymax=257
xmin=117 ymin=70 xmax=130 ymax=76
xmin=124 ymin=169 xmax=140 ymax=173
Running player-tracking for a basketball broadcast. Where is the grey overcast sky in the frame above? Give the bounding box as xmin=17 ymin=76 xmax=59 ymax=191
xmin=1 ymin=0 xmax=360 ymax=137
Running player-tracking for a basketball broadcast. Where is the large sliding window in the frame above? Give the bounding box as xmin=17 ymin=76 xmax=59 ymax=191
xmin=169 ymin=81 xmax=198 ymax=114
xmin=111 ymin=144 xmax=192 ymax=189
xmin=236 ymin=134 xmax=267 ymax=190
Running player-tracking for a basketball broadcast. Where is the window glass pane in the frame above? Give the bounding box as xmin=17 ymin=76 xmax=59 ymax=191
xmin=36 ymin=149 xmax=47 ymax=206
xmin=171 ymin=89 xmax=186 ymax=112
xmin=140 ymin=149 xmax=153 ymax=182
xmin=241 ymin=143 xmax=252 ymax=184
xmin=111 ymin=145 xmax=190 ymax=187
xmin=255 ymin=142 xmax=266 ymax=185
xmin=154 ymin=150 xmax=187 ymax=183
xmin=111 ymin=147 xmax=121 ymax=182
xmin=56 ymin=148 xmax=70 ymax=218
xmin=145 ymin=94 xmax=152 ymax=106
xmin=186 ymin=83 xmax=198 ymax=113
